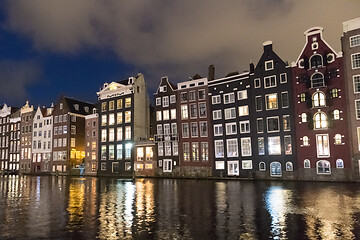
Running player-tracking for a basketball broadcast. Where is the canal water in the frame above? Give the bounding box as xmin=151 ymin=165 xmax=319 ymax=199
xmin=1 ymin=176 xmax=360 ymax=240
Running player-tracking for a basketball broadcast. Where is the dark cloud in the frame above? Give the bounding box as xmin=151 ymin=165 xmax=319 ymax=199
xmin=3 ymin=0 xmax=360 ymax=86
xmin=0 ymin=60 xmax=42 ymax=104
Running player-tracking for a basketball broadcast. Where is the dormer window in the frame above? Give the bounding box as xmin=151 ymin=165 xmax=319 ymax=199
xmin=60 ymin=103 xmax=63 ymax=110
xmin=310 ymin=54 xmax=323 ymax=68
xmin=92 ymin=108 xmax=97 ymax=114
xmin=311 ymin=73 xmax=324 ymax=88
xmin=159 ymin=86 xmax=167 ymax=92
xmin=84 ymin=106 xmax=89 ymax=113
xmin=74 ymin=104 xmax=79 ymax=111
xmin=265 ymin=60 xmax=274 ymax=71
xmin=312 ymin=91 xmax=326 ymax=107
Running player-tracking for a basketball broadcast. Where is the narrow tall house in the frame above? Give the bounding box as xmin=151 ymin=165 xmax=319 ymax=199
xmin=342 ymin=17 xmax=360 ymax=180
xmin=19 ymin=101 xmax=34 ymax=174
xmin=292 ymin=27 xmax=351 ymax=181
xmin=9 ymin=109 xmax=21 ymax=173
xmin=52 ymin=96 xmax=94 ymax=175
xmin=208 ymin=71 xmax=251 ymax=178
xmin=249 ymin=42 xmax=296 ymax=179
xmin=154 ymin=76 xmax=179 ymax=176
xmin=84 ymin=107 xmax=98 ymax=175
xmin=32 ymin=105 xmax=53 ymax=174
xmin=97 ymin=73 xmax=149 ymax=177
xmin=177 ymin=75 xmax=213 ymax=177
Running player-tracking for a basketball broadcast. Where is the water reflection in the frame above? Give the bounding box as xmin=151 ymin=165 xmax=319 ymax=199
xmin=2 ymin=177 xmax=360 ymax=239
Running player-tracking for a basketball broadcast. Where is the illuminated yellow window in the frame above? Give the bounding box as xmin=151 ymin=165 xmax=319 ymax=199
xmin=137 ymin=147 xmax=144 ymax=161
xmin=136 ymin=163 xmax=144 ymax=170
xmin=146 ymin=147 xmax=153 ymax=160
xmin=145 ymin=164 xmax=153 ymax=169
xmin=125 ymin=111 xmax=131 ymax=123
xmin=101 ymin=102 xmax=107 ymax=112
xmin=265 ymin=93 xmax=278 ymax=110
xmin=117 ymin=112 xmax=123 ymax=124
xmin=334 ymin=134 xmax=342 ymax=144
xmin=109 ymin=101 xmax=114 ymax=111
xmin=125 ymin=98 xmax=131 ymax=108
xmin=117 ymin=99 xmax=123 ymax=109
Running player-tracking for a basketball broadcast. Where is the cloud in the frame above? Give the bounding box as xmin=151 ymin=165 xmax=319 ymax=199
xmin=0 ymin=60 xmax=42 ymax=104
xmin=3 ymin=0 xmax=360 ymax=89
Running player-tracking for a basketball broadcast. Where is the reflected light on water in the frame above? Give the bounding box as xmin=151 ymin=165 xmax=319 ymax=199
xmin=67 ymin=178 xmax=86 ymax=230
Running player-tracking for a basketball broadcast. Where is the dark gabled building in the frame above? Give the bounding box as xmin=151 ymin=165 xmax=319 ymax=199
xmin=9 ymin=109 xmax=21 ymax=174
xmin=154 ymin=76 xmax=179 ymax=176
xmin=52 ymin=96 xmax=94 ymax=175
xmin=84 ymin=107 xmax=98 ymax=175
xmin=249 ymin=41 xmax=296 ymax=180
xmin=292 ymin=27 xmax=351 ymax=181
xmin=208 ymin=70 xmax=252 ymax=178
xmin=97 ymin=73 xmax=149 ymax=177
xmin=19 ymin=101 xmax=34 ymax=174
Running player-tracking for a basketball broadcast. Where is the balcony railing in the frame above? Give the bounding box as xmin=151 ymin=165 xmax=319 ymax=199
xmin=154 ymin=134 xmax=179 ymax=142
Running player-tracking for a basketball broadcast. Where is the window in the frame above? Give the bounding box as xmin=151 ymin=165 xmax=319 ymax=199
xmin=212 ymin=95 xmax=221 ymax=104
xmin=224 ymin=93 xmax=235 ymax=104
xmin=242 ymin=160 xmax=252 ymax=170
xmin=192 ymin=142 xmax=199 ymax=161
xmin=170 ymin=95 xmax=176 ymax=103
xmin=171 ymin=123 xmax=177 ymax=134
xmin=125 ymin=98 xmax=131 ymax=108
xmin=163 ymin=159 xmax=172 ymax=172
xmin=117 ymin=112 xmax=123 ymax=124
xmin=101 ymin=115 xmax=107 ymax=126
xmin=257 ymin=119 xmax=264 ymax=133
xmin=190 ymin=104 xmax=197 ymax=118
xmin=181 ymin=105 xmax=188 ymax=119
xmin=101 ymin=129 xmax=107 ymax=142
xmin=125 ymin=111 xmax=131 ymax=123
xmin=163 ymin=110 xmax=170 ymax=120
xmin=157 ymin=125 xmax=163 ymax=135
xmin=259 ymin=162 xmax=266 ymax=171
xmin=158 ymin=143 xmax=163 ymax=156
xmin=156 ymin=97 xmax=162 ymax=107
xmin=213 ymin=110 xmax=222 ymax=120
xmin=255 ymin=96 xmax=262 ymax=111
xmin=316 ymin=134 xmax=330 ymax=157
xmin=300 ymin=93 xmax=306 ymax=102
xmin=254 ymin=78 xmax=261 ymax=88
xmin=311 ymin=73 xmax=325 ymax=88
xmin=333 ymin=110 xmax=340 ymax=120
xmin=336 ymin=159 xmax=344 ymax=168
xmin=304 ymin=159 xmax=310 ymax=168
xmin=165 ymin=142 xmax=172 ymax=156
xmin=163 ymin=124 xmax=170 ymax=135
xmin=238 ymin=106 xmax=249 ymax=116
xmin=63 ymin=126 xmax=68 ymax=134
xmin=313 ymin=91 xmax=326 ymax=107
xmin=190 ymin=123 xmax=198 ymax=137
xmin=264 ymin=75 xmax=276 ymax=88
xmin=314 ymin=112 xmax=327 ymax=129
xmin=267 ymin=117 xmax=279 ymax=132
xmin=281 ymin=92 xmax=289 ymax=108
xmin=286 ymin=162 xmax=293 ymax=172
xmin=334 ymin=134 xmax=342 ymax=144
xmin=280 ymin=73 xmax=287 ymax=83
xmin=265 ymin=60 xmax=273 ymax=71
xmin=350 ymin=35 xmax=360 ymax=47
xmin=180 ymin=92 xmax=188 ymax=102
xmin=125 ymin=143 xmax=132 ymax=159
xmin=356 ymin=100 xmax=360 ymax=119
xmin=283 ymin=115 xmax=290 ymax=131
xmin=214 ymin=124 xmax=223 ymax=136
xmin=241 ymin=137 xmax=251 ymax=157
xmin=265 ymin=93 xmax=278 ymax=110
xmin=183 ymin=143 xmax=190 ymax=161
xmin=225 ymin=122 xmax=237 ymax=135
xmin=225 ymin=108 xmax=236 ymax=119
xmin=173 ymin=142 xmax=178 ymax=156
xmin=199 ymin=103 xmax=206 ymax=118
xmin=237 ymin=90 xmax=247 ymax=100
xmin=101 ymin=146 xmax=107 ymax=160
xmin=156 ymin=111 xmax=162 ymax=121
xmin=301 ymin=113 xmax=307 ymax=123
xmin=189 ymin=91 xmax=196 ymax=101
xmin=170 ymin=109 xmax=176 ymax=119
xmin=124 ymin=126 xmax=131 ymax=140
xmin=317 ymin=160 xmax=331 ymax=174
xmin=125 ymin=162 xmax=131 ymax=171
xmin=160 ymin=85 xmax=167 ymax=92
xmin=215 ymin=140 xmax=224 ymax=158
xmin=109 ymin=114 xmax=115 ymax=125
xmin=270 ymin=162 xmax=282 ymax=177
xmin=228 ymin=161 xmax=239 ymax=176
xmin=109 ymin=145 xmax=114 ymax=160
xmin=198 ymin=90 xmax=206 ymax=100
xmin=109 ymin=101 xmax=114 ymax=111
xmin=163 ymin=96 xmax=169 ymax=107
xmin=108 ymin=128 xmax=114 ymax=142
xmin=284 ymin=136 xmax=292 ymax=155
xmin=352 ymin=53 xmax=360 ymax=69
xmin=358 ymin=127 xmax=360 ymax=151
xmin=258 ymin=137 xmax=265 ymax=155
xmin=353 ymin=75 xmax=360 ymax=93
xmin=101 ymin=102 xmax=107 ymax=112
xmin=268 ymin=136 xmax=281 ymax=155
xmin=201 ymin=142 xmax=208 ymax=161
xmin=310 ymin=54 xmax=323 ymax=68
xmin=239 ymin=120 xmax=250 ymax=134
xmin=199 ymin=122 xmax=208 ymax=137
xmin=330 ymin=89 xmax=339 ymax=98
xmin=215 ymin=161 xmax=225 ymax=170
xmin=303 ymin=136 xmax=309 ymax=146
xmin=117 ymin=99 xmax=123 ymax=109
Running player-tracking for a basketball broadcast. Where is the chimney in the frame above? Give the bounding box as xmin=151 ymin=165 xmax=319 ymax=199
xmin=250 ymin=62 xmax=255 ymax=73
xmin=263 ymin=40 xmax=273 ymax=52
xmin=208 ymin=65 xmax=215 ymax=81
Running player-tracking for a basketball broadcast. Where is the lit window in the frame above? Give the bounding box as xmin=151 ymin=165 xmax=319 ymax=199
xmin=316 ymin=134 xmax=330 ymax=157
xmin=317 ymin=160 xmax=331 ymax=174
xmin=334 ymin=134 xmax=342 ymax=144
xmin=125 ymin=98 xmax=131 ymax=108
xmin=163 ymin=110 xmax=170 ymax=120
xmin=270 ymin=162 xmax=282 ymax=177
xmin=101 ymin=129 xmax=107 ymax=142
xmin=310 ymin=54 xmax=323 ymax=68
xmin=303 ymin=136 xmax=309 ymax=146
xmin=109 ymin=128 xmax=114 ymax=142
xmin=125 ymin=111 xmax=131 ymax=123
xmin=284 ymin=136 xmax=292 ymax=155
xmin=214 ymin=140 xmax=224 ymax=158
xmin=304 ymin=159 xmax=310 ymax=168
xmin=109 ymin=145 xmax=114 ymax=160
xmin=101 ymin=102 xmax=107 ymax=112
xmin=300 ymin=93 xmax=306 ymax=102
xmin=156 ymin=111 xmax=162 ymax=121
xmin=265 ymin=93 xmax=278 ymax=110
xmin=228 ymin=161 xmax=239 ymax=176
xmin=101 ymin=115 xmax=107 ymax=126
xmin=101 ymin=146 xmax=107 ymax=160
xmin=264 ymin=75 xmax=276 ymax=88
xmin=71 ymin=138 xmax=75 ymax=148
xmin=237 ymin=90 xmax=247 ymax=100
xmin=181 ymin=105 xmax=188 ymax=119
xmin=170 ymin=109 xmax=176 ymax=119
xmin=173 ymin=142 xmax=178 ymax=156
xmin=183 ymin=142 xmax=190 ymax=161
xmin=301 ymin=113 xmax=307 ymax=123
xmin=314 ymin=112 xmax=327 ymax=129
xmin=117 ymin=99 xmax=123 ymax=109
xmin=333 ymin=110 xmax=340 ymax=120
xmin=215 ymin=161 xmax=225 ymax=170
xmin=283 ymin=115 xmax=290 ymax=131
xmin=125 ymin=126 xmax=131 ymax=140
xmin=192 ymin=142 xmax=199 ymax=161
xmin=268 ymin=136 xmax=281 ymax=155
xmin=258 ymin=137 xmax=265 ymax=155
xmin=352 ymin=53 xmax=360 ymax=69
xmin=286 ymin=162 xmax=293 ymax=171
xmin=311 ymin=73 xmax=325 ymax=88
xmin=201 ymin=142 xmax=208 ymax=161
xmin=240 ymin=137 xmax=251 ymax=157
xmin=117 ymin=112 xmax=123 ymax=124
xmin=336 ymin=159 xmax=344 ymax=168
xmin=259 ymin=162 xmax=266 ymax=171
xmin=313 ymin=91 xmax=326 ymax=107
xmin=330 ymin=89 xmax=339 ymax=98
xmin=238 ymin=106 xmax=249 ymax=116
xmin=109 ymin=114 xmax=115 ymax=125
xmin=242 ymin=160 xmax=252 ymax=170
xmin=125 ymin=143 xmax=132 ymax=159
xmin=158 ymin=143 xmax=163 ymax=156
xmin=109 ymin=101 xmax=114 ymax=110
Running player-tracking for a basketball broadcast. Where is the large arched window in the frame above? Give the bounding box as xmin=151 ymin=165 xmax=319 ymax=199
xmin=312 ymin=91 xmax=326 ymax=107
xmin=314 ymin=112 xmax=327 ymax=129
xmin=336 ymin=159 xmax=344 ymax=168
xmin=286 ymin=162 xmax=293 ymax=172
xmin=317 ymin=160 xmax=331 ymax=174
xmin=310 ymin=54 xmax=323 ymax=68
xmin=311 ymin=73 xmax=325 ymax=88
xmin=259 ymin=162 xmax=266 ymax=171
xmin=270 ymin=162 xmax=282 ymax=177
xmin=304 ymin=159 xmax=311 ymax=168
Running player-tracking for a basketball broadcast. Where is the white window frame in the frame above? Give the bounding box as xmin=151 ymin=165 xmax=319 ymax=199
xmin=213 ymin=124 xmax=223 ymax=136
xmin=226 ymin=138 xmax=238 ymax=157
xmin=215 ymin=161 xmax=225 ymax=170
xmin=316 ymin=134 xmax=330 ymax=158
xmin=304 ymin=159 xmax=311 ymax=168
xmin=280 ymin=73 xmax=287 ymax=84
xmin=238 ymin=105 xmax=249 ymax=117
xmin=281 ymin=91 xmax=289 ymax=108
xmin=259 ymin=162 xmax=266 ymax=171
xmin=351 ymin=53 xmax=360 ymax=69
xmin=265 ymin=60 xmax=274 ymax=71
xmin=170 ymin=95 xmax=176 ymax=104
xmin=350 ymin=35 xmax=360 ymax=48
xmin=356 ymin=100 xmax=360 ymax=120
xmin=227 ymin=161 xmax=239 ymax=176
xmin=240 ymin=137 xmax=252 ymax=157
xmin=237 ymin=90 xmax=247 ymax=100
xmin=214 ymin=140 xmax=224 ymax=158
xmin=225 ymin=122 xmax=237 ymax=135
xmin=264 ymin=75 xmax=276 ymax=88
xmin=212 ymin=95 xmax=221 ymax=104
xmin=242 ymin=160 xmax=252 ymax=170
xmin=225 ymin=108 xmax=236 ymax=120
xmin=353 ymin=75 xmax=360 ymax=94
xmin=163 ymin=96 xmax=169 ymax=107
xmin=316 ymin=160 xmax=331 ymax=175
xmin=223 ymin=93 xmax=235 ymax=104
xmin=163 ymin=159 xmax=172 ymax=172
xmin=156 ymin=97 xmax=161 ymax=106
xmin=254 ymin=78 xmax=261 ymax=88
xmin=267 ymin=116 xmax=280 ymax=133
xmin=265 ymin=93 xmax=278 ymax=110
xmin=239 ymin=120 xmax=250 ymax=134
xmin=257 ymin=118 xmax=264 ymax=134
xmin=270 ymin=162 xmax=282 ymax=177
xmin=212 ymin=110 xmax=222 ymax=120
xmin=268 ymin=136 xmax=281 ymax=155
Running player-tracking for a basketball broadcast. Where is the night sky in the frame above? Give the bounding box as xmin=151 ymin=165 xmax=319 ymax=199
xmin=0 ymin=0 xmax=359 ymax=107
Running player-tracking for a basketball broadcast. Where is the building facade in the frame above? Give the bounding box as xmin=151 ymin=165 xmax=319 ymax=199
xmin=154 ymin=76 xmax=179 ymax=176
xmin=208 ymin=72 xmax=252 ymax=178
xmin=19 ymin=101 xmax=34 ymax=174
xmin=84 ymin=108 xmax=98 ymax=175
xmin=9 ymin=109 xmax=21 ymax=173
xmin=97 ymin=73 xmax=149 ymax=177
xmin=134 ymin=140 xmax=156 ymax=177
xmin=342 ymin=17 xmax=360 ymax=180
xmin=292 ymin=27 xmax=351 ymax=181
xmin=52 ymin=96 xmax=94 ymax=175
xmin=249 ymin=42 xmax=297 ymax=180
xmin=32 ymin=106 xmax=53 ymax=174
